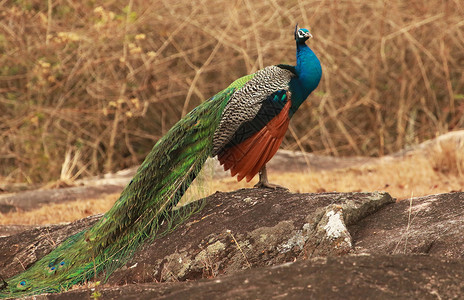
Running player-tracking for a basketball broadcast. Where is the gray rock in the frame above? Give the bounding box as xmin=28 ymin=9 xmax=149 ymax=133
xmin=1 ymin=189 xmax=463 ymax=299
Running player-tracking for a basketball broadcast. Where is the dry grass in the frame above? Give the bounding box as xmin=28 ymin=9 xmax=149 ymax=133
xmin=1 ymin=0 xmax=463 ymax=224
xmin=210 ymin=155 xmax=464 ymax=200
xmin=1 ymin=0 xmax=463 ymax=184
xmin=0 ymin=194 xmax=119 ymax=225
xmin=428 ymin=138 xmax=464 ymax=177
xmin=2 ymin=141 xmax=463 ymax=225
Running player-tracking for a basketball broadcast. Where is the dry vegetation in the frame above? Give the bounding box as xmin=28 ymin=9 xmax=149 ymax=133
xmin=1 ymin=0 xmax=463 ymax=185
xmin=0 ymin=194 xmax=118 ymax=225
xmin=2 ymin=136 xmax=464 ymax=225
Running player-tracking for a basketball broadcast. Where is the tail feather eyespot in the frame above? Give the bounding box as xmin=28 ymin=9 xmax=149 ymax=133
xmin=16 ymin=280 xmax=27 ymax=289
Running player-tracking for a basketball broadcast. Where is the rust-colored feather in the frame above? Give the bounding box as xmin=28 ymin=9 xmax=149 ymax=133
xmin=218 ymin=100 xmax=291 ymax=182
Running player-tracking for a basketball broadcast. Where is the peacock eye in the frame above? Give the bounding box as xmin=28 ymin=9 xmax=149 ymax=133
xmin=60 ymin=261 xmax=65 ymax=266
xmin=17 ymin=280 xmax=27 ymax=288
xmin=48 ymin=265 xmax=57 ymax=273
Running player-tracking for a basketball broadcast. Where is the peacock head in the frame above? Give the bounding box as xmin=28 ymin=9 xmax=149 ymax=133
xmin=294 ymin=24 xmax=312 ymax=44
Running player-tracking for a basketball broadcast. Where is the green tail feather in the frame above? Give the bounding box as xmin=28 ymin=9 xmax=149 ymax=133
xmin=0 ymin=87 xmax=235 ymax=298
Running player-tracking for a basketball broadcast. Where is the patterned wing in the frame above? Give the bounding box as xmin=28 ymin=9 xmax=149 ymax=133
xmin=212 ymin=65 xmax=296 ymax=181
xmin=212 ymin=65 xmax=295 ymax=155
xmin=222 ymin=89 xmax=289 ymax=149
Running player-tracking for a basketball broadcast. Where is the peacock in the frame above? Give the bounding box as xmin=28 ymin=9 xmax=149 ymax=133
xmin=0 ymin=24 xmax=321 ymax=298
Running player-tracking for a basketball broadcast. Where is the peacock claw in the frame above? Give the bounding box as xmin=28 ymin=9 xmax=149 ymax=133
xmin=255 ymin=165 xmax=289 ymax=190
xmin=254 ymin=181 xmax=289 ymax=190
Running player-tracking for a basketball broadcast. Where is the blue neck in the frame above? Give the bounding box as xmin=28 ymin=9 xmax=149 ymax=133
xmin=289 ymin=42 xmax=322 ymax=115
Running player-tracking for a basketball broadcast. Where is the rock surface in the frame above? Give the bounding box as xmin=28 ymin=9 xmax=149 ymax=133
xmin=38 ymin=255 xmax=464 ymax=300
xmin=350 ymin=192 xmax=464 ymax=258
xmin=0 ymin=190 xmax=393 ymax=280
xmin=0 ymin=188 xmax=463 ymax=299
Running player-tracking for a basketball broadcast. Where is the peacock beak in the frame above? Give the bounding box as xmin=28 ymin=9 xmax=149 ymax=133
xmin=306 ymin=32 xmax=313 ymax=39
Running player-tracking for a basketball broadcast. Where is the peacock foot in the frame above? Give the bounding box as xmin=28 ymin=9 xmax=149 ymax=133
xmin=254 ymin=181 xmax=289 ymax=190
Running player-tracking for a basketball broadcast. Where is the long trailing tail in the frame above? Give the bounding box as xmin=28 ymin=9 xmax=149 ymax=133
xmin=0 ymin=88 xmax=234 ymax=298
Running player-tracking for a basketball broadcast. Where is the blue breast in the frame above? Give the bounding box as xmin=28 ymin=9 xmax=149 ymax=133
xmin=289 ymin=43 xmax=322 ymax=116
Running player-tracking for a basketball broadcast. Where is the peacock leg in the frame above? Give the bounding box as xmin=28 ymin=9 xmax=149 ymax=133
xmin=254 ymin=165 xmax=288 ymax=190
